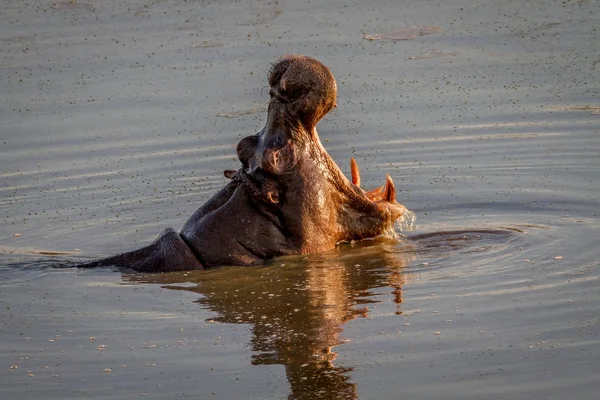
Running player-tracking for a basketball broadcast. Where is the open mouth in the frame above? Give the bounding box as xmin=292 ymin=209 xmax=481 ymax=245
xmin=350 ymin=157 xmax=399 ymax=207
xmin=228 ymin=54 xmax=410 ymax=246
xmin=77 ymin=54 xmax=413 ymax=273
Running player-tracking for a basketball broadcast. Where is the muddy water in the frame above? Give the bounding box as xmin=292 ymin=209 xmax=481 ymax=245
xmin=1 ymin=0 xmax=599 ymax=399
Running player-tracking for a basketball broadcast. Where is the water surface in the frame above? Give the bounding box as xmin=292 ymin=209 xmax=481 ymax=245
xmin=1 ymin=0 xmax=599 ymax=399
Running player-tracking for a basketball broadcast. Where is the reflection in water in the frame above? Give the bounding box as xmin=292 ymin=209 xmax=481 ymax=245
xmin=125 ymin=238 xmax=415 ymax=400
xmin=120 ymin=229 xmax=518 ymax=399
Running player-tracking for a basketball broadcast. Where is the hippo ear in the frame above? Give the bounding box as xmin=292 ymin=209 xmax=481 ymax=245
xmin=237 ymin=135 xmax=259 ymax=168
xmin=223 ymin=170 xmax=237 ymax=179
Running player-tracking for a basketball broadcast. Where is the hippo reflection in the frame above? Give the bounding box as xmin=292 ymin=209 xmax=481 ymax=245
xmin=81 ymin=55 xmax=408 ymax=272
xmin=125 ymin=240 xmax=414 ymax=399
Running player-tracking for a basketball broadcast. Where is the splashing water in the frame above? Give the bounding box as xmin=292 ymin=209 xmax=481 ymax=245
xmin=396 ymin=209 xmax=417 ymax=233
xmin=379 ymin=207 xmax=417 ymax=239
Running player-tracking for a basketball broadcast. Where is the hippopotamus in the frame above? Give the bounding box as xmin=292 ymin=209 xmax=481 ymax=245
xmin=80 ymin=55 xmax=408 ymax=272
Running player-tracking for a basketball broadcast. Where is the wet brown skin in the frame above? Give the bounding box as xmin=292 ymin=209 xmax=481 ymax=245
xmin=79 ymin=55 xmax=407 ymax=272
xmin=227 ymin=55 xmax=407 ymax=253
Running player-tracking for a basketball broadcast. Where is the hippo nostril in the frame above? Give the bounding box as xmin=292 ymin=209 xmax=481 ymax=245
xmin=284 ymin=87 xmax=303 ymax=101
xmin=278 ymin=80 xmax=305 ymax=101
xmin=269 ymin=88 xmax=290 ymax=104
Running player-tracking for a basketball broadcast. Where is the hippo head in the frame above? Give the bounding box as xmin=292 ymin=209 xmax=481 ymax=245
xmin=235 ymin=55 xmax=407 ymax=254
xmin=80 ymin=55 xmax=409 ymax=272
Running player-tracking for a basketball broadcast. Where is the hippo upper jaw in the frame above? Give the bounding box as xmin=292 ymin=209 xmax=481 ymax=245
xmin=184 ymin=54 xmax=407 ymax=264
xmin=268 ymin=125 xmax=406 ymax=253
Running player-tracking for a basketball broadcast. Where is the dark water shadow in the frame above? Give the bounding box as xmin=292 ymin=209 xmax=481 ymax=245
xmin=406 ymin=228 xmax=520 ymax=268
xmin=0 ymin=257 xmax=83 ymax=284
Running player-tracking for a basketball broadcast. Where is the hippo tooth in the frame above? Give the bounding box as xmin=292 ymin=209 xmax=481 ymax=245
xmin=366 ymin=186 xmax=385 ymax=200
xmin=384 ymin=174 xmax=396 ymax=203
xmin=350 ymin=158 xmax=361 ymax=187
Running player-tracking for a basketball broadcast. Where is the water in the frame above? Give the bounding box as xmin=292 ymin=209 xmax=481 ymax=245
xmin=1 ymin=0 xmax=599 ymax=399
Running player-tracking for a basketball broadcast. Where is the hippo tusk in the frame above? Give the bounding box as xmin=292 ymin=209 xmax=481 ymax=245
xmin=366 ymin=186 xmax=385 ymax=200
xmin=384 ymin=174 xmax=396 ymax=203
xmin=350 ymin=158 xmax=361 ymax=187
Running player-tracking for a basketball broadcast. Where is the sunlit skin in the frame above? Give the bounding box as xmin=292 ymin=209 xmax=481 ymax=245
xmin=79 ymin=55 xmax=407 ymax=272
